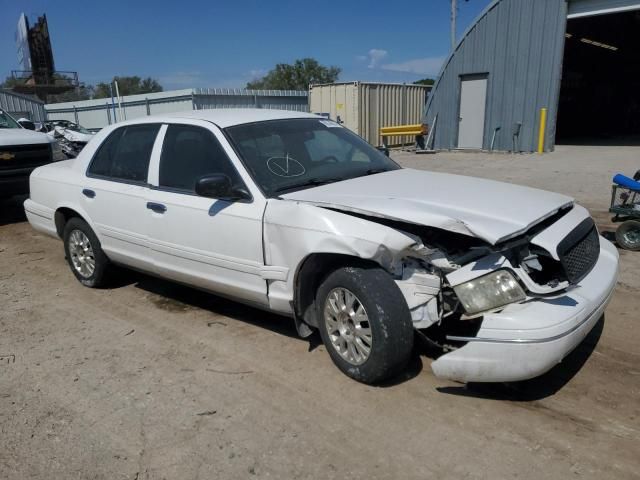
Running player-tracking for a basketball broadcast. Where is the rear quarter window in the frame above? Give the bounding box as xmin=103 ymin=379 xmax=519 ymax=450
xmin=88 ymin=124 xmax=160 ymax=183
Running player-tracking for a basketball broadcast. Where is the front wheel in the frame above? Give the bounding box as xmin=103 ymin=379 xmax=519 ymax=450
xmin=615 ymin=220 xmax=640 ymax=251
xmin=63 ymin=217 xmax=111 ymax=287
xmin=316 ymin=266 xmax=414 ymax=384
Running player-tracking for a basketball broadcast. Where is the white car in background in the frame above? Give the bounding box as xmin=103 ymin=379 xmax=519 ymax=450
xmin=0 ymin=109 xmax=66 ymax=198
xmin=24 ymin=109 xmax=618 ymax=385
xmin=40 ymin=120 xmax=95 ymax=158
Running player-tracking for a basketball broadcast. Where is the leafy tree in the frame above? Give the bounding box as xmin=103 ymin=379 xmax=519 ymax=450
xmin=93 ymin=76 xmax=163 ymax=99
xmin=0 ymin=76 xmax=21 ymax=89
xmin=247 ymin=58 xmax=340 ymax=90
xmin=413 ymin=78 xmax=435 ymax=86
xmin=47 ymin=84 xmax=95 ymax=103
xmin=1 ymin=74 xmax=92 ymax=103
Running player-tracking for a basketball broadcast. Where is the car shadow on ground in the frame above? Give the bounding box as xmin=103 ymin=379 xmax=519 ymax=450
xmin=109 ymin=269 xmax=425 ymax=386
xmin=124 ymin=271 xmax=305 ymax=341
xmin=0 ymin=195 xmax=28 ymax=226
xmin=435 ymin=315 xmax=605 ymax=401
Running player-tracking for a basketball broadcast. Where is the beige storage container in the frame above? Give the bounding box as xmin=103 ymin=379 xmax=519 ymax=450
xmin=309 ymin=82 xmax=431 ymax=146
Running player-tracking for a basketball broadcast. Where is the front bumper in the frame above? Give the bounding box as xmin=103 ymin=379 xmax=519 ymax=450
xmin=431 ymin=237 xmax=619 ymax=383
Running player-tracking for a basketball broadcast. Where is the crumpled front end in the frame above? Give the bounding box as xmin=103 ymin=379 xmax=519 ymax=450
xmin=431 ymin=238 xmax=618 ymax=382
xmin=266 ymin=194 xmax=618 ymax=383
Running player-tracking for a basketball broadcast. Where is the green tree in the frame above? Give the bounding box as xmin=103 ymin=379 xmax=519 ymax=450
xmin=93 ymin=76 xmax=163 ymax=99
xmin=47 ymin=83 xmax=95 ymax=103
xmin=0 ymin=76 xmax=22 ymax=89
xmin=413 ymin=78 xmax=435 ymax=86
xmin=247 ymin=58 xmax=340 ymax=90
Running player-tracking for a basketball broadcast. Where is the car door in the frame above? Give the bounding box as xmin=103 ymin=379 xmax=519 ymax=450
xmin=82 ymin=123 xmax=162 ymax=271
xmin=145 ymin=121 xmax=268 ymax=305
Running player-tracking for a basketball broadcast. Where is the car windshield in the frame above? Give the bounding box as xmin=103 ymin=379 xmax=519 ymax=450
xmin=0 ymin=110 xmax=21 ymax=129
xmin=225 ymin=118 xmax=400 ymax=197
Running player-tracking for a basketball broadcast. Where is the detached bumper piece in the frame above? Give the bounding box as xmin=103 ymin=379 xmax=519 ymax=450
xmin=431 ymin=238 xmax=618 ymax=383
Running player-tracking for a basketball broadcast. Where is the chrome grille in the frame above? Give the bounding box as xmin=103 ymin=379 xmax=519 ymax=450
xmin=0 ymin=143 xmax=52 ymax=171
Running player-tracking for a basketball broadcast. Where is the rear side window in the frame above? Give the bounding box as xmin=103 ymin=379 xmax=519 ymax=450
xmin=159 ymin=124 xmax=243 ymax=192
xmin=88 ymin=124 xmax=160 ymax=183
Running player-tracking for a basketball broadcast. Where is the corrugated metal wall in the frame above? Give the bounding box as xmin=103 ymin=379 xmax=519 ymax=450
xmin=424 ymin=0 xmax=568 ymax=152
xmin=46 ymin=88 xmax=308 ymax=131
xmin=309 ymin=82 xmax=430 ymax=145
xmin=193 ymin=88 xmax=308 ymax=111
xmin=0 ymin=89 xmax=47 ymax=122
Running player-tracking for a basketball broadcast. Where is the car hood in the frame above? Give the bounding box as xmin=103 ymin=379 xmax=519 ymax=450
xmin=281 ymin=169 xmax=574 ymax=245
xmin=56 ymin=127 xmax=93 ymax=143
xmin=0 ymin=128 xmax=54 ymax=146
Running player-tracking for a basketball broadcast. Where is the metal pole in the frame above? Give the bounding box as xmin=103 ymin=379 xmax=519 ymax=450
xmin=114 ymin=80 xmax=125 ymax=121
xmin=537 ymin=108 xmax=548 ymax=154
xmin=451 ymin=0 xmax=457 ymax=50
xmin=109 ymin=83 xmax=117 ymax=122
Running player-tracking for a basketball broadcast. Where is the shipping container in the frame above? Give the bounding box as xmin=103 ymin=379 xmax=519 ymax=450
xmin=309 ymin=82 xmax=431 ymax=146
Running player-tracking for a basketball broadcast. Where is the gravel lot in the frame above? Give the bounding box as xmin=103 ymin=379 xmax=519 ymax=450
xmin=1 ymin=145 xmax=639 ymax=479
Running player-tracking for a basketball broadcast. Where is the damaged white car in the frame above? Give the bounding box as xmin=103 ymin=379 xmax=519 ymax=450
xmin=24 ymin=110 xmax=619 ymax=384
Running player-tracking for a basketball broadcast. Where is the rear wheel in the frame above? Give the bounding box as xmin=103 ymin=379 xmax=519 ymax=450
xmin=316 ymin=266 xmax=414 ymax=384
xmin=63 ymin=218 xmax=111 ymax=287
xmin=615 ymin=220 xmax=640 ymax=251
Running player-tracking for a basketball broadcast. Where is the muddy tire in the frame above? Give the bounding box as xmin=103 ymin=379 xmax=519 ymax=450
xmin=63 ymin=218 xmax=111 ymax=287
xmin=316 ymin=266 xmax=414 ymax=384
xmin=615 ymin=220 xmax=640 ymax=251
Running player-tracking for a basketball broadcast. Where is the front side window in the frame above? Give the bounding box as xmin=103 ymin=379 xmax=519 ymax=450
xmin=159 ymin=124 xmax=244 ymax=193
xmin=88 ymin=124 xmax=160 ymax=183
xmin=0 ymin=110 xmax=21 ymax=129
xmin=225 ymin=118 xmax=399 ymax=197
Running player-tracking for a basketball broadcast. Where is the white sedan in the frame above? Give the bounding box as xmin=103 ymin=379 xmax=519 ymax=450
xmin=24 ymin=109 xmax=618 ymax=384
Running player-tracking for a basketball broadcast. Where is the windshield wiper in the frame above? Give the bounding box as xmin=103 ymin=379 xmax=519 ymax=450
xmin=364 ymin=168 xmax=389 ymax=175
xmin=274 ymin=177 xmax=343 ymax=194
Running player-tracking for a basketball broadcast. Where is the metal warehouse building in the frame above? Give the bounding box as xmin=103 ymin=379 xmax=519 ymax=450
xmin=0 ymin=89 xmax=47 ymax=122
xmin=425 ymin=0 xmax=640 ymax=152
xmin=45 ymin=88 xmax=309 ymax=131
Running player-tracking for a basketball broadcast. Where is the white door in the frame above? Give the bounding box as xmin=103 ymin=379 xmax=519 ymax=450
xmin=145 ymin=121 xmax=268 ymax=305
xmin=81 ymin=123 xmax=162 ymax=271
xmin=457 ymin=76 xmax=488 ymax=149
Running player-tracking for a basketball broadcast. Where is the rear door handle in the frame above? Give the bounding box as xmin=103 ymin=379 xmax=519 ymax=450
xmin=82 ymin=188 xmax=96 ymax=198
xmin=146 ymin=202 xmax=167 ymax=214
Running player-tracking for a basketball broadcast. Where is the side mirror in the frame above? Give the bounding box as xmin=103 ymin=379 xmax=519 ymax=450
xmin=376 ymin=146 xmax=390 ymax=157
xmin=18 ymin=119 xmax=36 ymax=130
xmin=195 ymin=174 xmax=251 ymax=202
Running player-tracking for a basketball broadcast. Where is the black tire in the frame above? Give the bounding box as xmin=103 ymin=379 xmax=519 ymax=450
xmin=316 ymin=266 xmax=414 ymax=384
xmin=615 ymin=220 xmax=640 ymax=251
xmin=63 ymin=217 xmax=111 ymax=287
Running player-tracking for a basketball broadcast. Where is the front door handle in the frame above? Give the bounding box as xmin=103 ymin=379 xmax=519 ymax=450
xmin=146 ymin=202 xmax=167 ymax=214
xmin=82 ymin=188 xmax=96 ymax=198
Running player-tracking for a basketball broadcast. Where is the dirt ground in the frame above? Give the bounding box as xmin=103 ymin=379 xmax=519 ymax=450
xmin=1 ymin=145 xmax=639 ymax=479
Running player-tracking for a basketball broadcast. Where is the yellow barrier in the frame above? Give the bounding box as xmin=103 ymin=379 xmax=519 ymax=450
xmin=537 ymin=108 xmax=547 ymax=154
xmin=380 ymin=124 xmax=424 ymax=137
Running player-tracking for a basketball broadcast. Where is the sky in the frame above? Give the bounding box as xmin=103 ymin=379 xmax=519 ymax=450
xmin=0 ymin=0 xmax=490 ymax=91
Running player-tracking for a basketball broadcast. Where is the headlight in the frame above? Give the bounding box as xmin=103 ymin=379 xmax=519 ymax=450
xmin=453 ymin=270 xmax=526 ymax=315
xmin=51 ymin=140 xmax=66 ymax=161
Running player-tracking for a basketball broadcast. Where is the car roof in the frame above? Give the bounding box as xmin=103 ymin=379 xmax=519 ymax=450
xmin=119 ymin=108 xmax=321 ymax=129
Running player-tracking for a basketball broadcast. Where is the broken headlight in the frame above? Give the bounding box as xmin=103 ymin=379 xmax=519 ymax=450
xmin=453 ymin=270 xmax=526 ymax=315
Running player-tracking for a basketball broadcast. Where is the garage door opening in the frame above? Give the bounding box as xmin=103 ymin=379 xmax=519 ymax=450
xmin=556 ymin=10 xmax=640 ymax=145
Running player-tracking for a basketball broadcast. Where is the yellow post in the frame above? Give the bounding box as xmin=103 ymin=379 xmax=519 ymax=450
xmin=537 ymin=107 xmax=547 ymax=154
